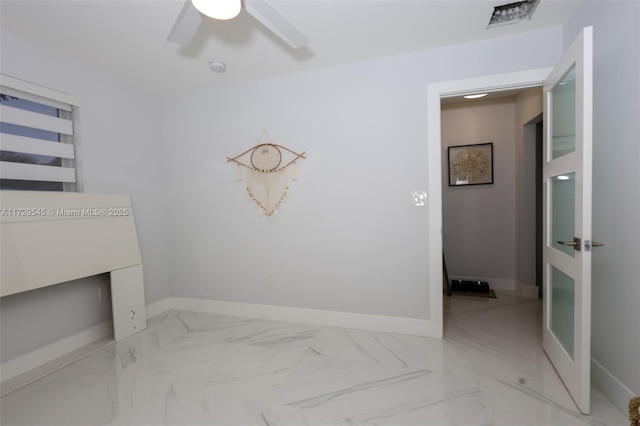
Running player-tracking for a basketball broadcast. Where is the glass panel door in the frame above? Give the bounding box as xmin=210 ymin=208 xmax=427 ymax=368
xmin=550 ymin=265 xmax=575 ymax=358
xmin=542 ymin=26 xmax=593 ymax=415
xmin=551 ymin=173 xmax=576 ymax=256
xmin=551 ymin=65 xmax=576 ymax=159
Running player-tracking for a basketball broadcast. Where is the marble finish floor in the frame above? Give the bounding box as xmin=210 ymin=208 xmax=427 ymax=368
xmin=0 ymin=291 xmax=628 ymax=425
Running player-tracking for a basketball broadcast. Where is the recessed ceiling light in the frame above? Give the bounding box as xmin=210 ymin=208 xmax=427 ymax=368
xmin=209 ymin=60 xmax=227 ymax=73
xmin=464 ymin=93 xmax=488 ymax=99
xmin=557 ymin=175 xmax=570 ymax=180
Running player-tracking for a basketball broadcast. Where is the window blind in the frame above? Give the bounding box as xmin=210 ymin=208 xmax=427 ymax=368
xmin=0 ymin=74 xmax=79 ymax=191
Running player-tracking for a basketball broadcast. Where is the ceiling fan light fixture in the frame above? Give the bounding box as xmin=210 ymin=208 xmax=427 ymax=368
xmin=191 ymin=0 xmax=241 ymax=20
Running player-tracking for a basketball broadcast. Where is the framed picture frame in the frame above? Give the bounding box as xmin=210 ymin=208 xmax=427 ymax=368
xmin=448 ymin=142 xmax=493 ymax=186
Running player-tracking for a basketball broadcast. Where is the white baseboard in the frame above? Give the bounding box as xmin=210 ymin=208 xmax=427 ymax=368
xmin=149 ymin=297 xmax=435 ymax=337
xmin=591 ymin=357 xmax=637 ymax=416
xmin=146 ymin=297 xmax=174 ymax=319
xmin=1 ymin=321 xmax=113 ymax=394
xmin=451 ymin=276 xmax=515 ymax=290
xmin=515 ymin=281 xmax=539 ymax=298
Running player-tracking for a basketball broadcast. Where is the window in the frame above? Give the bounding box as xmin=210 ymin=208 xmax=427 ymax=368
xmin=0 ymin=74 xmax=79 ymax=191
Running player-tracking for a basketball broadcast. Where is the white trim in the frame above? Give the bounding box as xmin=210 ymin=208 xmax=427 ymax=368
xmin=72 ymin=106 xmax=83 ymax=192
xmin=427 ymin=82 xmax=443 ymax=339
xmin=1 ymin=86 xmax=72 ymax=112
xmin=0 ymin=321 xmax=113 ymax=395
xmin=0 ymin=74 xmax=79 ymax=107
xmin=516 ymin=281 xmax=540 ymax=298
xmin=146 ymin=297 xmax=435 ymax=337
xmin=146 ymin=297 xmax=175 ymax=319
xmin=591 ymin=357 xmax=637 ymax=416
xmin=427 ymin=67 xmax=552 ymax=339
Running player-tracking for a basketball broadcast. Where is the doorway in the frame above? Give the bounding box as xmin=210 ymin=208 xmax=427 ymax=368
xmin=439 ymin=92 xmax=543 ymax=297
xmin=426 ymin=68 xmax=551 ymax=337
xmin=429 ymin=27 xmax=596 ymax=415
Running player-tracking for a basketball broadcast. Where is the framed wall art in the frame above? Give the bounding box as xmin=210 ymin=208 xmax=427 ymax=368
xmin=448 ymin=143 xmax=493 ymax=186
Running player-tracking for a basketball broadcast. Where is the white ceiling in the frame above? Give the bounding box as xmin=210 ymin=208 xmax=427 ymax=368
xmin=0 ymin=0 xmax=582 ymax=95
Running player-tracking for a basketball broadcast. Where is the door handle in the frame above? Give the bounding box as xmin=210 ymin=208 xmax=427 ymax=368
xmin=557 ymin=238 xmax=604 ymax=251
xmin=557 ymin=237 xmax=581 ymax=251
xmin=585 ymin=240 xmax=604 ymax=251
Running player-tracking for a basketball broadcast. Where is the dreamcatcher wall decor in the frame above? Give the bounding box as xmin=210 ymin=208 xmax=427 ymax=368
xmin=227 ymin=130 xmax=306 ymax=220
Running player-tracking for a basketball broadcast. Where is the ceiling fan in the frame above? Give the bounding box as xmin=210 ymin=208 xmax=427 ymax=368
xmin=167 ymin=0 xmax=310 ymax=49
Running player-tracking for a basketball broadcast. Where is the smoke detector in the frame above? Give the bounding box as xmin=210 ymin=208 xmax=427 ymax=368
xmin=488 ymin=0 xmax=540 ymax=29
xmin=209 ymin=60 xmax=227 ymax=73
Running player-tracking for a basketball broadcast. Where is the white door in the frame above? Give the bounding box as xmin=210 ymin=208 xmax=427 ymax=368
xmin=542 ymin=26 xmax=596 ymax=415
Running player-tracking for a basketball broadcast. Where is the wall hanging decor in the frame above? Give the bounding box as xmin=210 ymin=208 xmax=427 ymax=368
xmin=227 ymin=130 xmax=306 ymax=220
xmin=448 ymin=142 xmax=493 ymax=186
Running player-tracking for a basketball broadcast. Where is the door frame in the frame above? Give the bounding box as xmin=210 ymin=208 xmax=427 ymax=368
xmin=426 ymin=67 xmax=552 ymax=337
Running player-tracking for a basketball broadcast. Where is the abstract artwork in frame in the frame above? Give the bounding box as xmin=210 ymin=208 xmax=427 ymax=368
xmin=448 ymin=143 xmax=494 ymax=186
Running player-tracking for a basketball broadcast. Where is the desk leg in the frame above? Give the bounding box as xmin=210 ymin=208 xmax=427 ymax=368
xmin=111 ymin=265 xmax=146 ymax=341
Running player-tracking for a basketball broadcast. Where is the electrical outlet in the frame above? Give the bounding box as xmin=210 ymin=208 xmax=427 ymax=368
xmin=98 ymin=286 xmax=111 ymax=302
xmin=265 ymin=272 xmax=273 ymax=285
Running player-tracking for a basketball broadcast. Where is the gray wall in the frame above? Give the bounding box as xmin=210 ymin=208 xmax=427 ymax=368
xmin=0 ymin=274 xmax=111 ymax=361
xmin=563 ymin=0 xmax=640 ymax=405
xmin=515 ymin=89 xmax=543 ymax=291
xmin=441 ymin=98 xmax=517 ymax=289
xmin=159 ymin=28 xmax=562 ymax=320
xmin=441 ymin=89 xmax=542 ymax=292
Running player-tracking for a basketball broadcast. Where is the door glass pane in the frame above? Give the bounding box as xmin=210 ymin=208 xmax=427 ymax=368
xmin=551 ymin=173 xmax=575 ymax=257
xmin=550 ymin=265 xmax=575 ymax=358
xmin=551 ymin=64 xmax=576 ymax=159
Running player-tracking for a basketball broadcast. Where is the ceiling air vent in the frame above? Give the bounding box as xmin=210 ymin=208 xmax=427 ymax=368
xmin=487 ymin=0 xmax=540 ymax=28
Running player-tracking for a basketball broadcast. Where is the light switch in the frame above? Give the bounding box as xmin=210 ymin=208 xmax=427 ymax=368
xmin=411 ymin=191 xmax=427 ymax=207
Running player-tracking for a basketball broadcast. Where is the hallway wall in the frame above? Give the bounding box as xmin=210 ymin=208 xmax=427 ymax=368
xmin=441 ymin=97 xmax=517 ymax=289
xmin=515 ymin=89 xmax=543 ymax=295
xmin=441 ymin=89 xmax=542 ymax=294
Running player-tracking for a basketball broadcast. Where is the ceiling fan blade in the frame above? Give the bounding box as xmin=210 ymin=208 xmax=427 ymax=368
xmin=167 ymin=1 xmax=203 ymax=45
xmin=244 ymin=0 xmax=310 ymax=49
